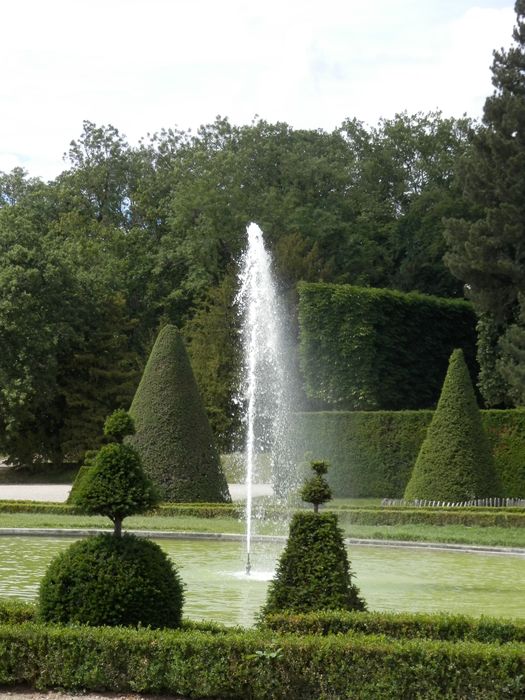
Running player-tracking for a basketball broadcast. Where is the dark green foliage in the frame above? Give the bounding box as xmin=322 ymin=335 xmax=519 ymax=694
xmin=498 ymin=295 xmax=525 ymax=406
xmin=74 ymin=442 xmax=158 ymax=526
xmin=485 ymin=409 xmax=525 ymax=497
xmin=289 ymin=410 xmax=431 ymax=497
xmin=263 ymin=610 xmax=525 ymax=644
xmin=38 ymin=534 xmax=184 ymax=628
xmin=444 ymin=2 xmax=525 ymax=407
xmin=184 ymin=274 xmax=242 ymax=452
xmin=335 ymin=507 xmax=525 ymax=529
xmin=298 ymin=283 xmax=477 ymax=410
xmin=405 ymin=350 xmax=499 ymax=501
xmin=0 ymin=599 xmax=36 ymax=624
xmin=300 ymin=460 xmax=332 ymax=512
xmin=129 ymin=325 xmax=230 ymax=502
xmin=103 ymin=408 xmax=135 ymax=442
xmin=66 ymin=465 xmax=93 ymax=504
xmin=289 ymin=409 xmax=525 ymax=498
xmin=262 ymin=511 xmax=366 ymax=616
xmin=1 ymin=621 xmax=525 ymax=699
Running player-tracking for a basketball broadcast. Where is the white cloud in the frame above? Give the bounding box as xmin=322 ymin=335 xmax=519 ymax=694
xmin=0 ymin=0 xmax=517 ymax=179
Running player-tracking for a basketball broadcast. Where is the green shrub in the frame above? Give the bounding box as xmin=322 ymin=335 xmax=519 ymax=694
xmin=103 ymin=408 xmax=135 ymax=442
xmin=74 ymin=442 xmax=158 ymax=535
xmin=65 ymin=465 xmax=92 ymax=505
xmin=263 ymin=610 xmax=525 ymax=643
xmin=262 ymin=511 xmax=366 ymax=616
xmin=0 ymin=622 xmax=525 ymax=698
xmin=129 ymin=325 xmax=231 ymax=503
xmin=289 ymin=409 xmax=525 ymax=498
xmin=38 ymin=533 xmax=184 ymax=628
xmin=0 ymin=599 xmax=36 ymax=624
xmin=300 ymin=460 xmax=332 ymax=512
xmin=405 ymin=349 xmax=499 ymax=501
xmin=298 ymin=282 xmax=477 ymax=410
xmin=334 ymin=506 xmax=525 ymax=528
xmin=485 ymin=410 xmax=525 ymax=497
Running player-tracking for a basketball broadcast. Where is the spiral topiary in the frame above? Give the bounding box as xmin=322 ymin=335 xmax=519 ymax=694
xmin=38 ymin=533 xmax=184 ymax=628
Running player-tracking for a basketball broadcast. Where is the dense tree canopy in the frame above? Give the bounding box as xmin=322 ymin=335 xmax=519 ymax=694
xmin=0 ymin=111 xmax=480 ymax=466
xmin=445 ymin=0 xmax=525 ymax=407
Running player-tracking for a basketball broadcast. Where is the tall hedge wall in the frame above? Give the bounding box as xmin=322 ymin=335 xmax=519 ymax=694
xmin=298 ymin=283 xmax=477 ymax=410
xmin=289 ymin=410 xmax=525 ymax=498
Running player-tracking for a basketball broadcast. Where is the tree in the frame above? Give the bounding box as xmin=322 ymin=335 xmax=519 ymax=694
xmin=299 ymin=459 xmax=332 ymax=513
xmin=183 ymin=273 xmax=242 ymax=451
xmin=404 ymin=349 xmax=499 ymax=501
xmin=262 ymin=460 xmax=365 ymax=616
xmin=41 ymin=410 xmax=184 ymax=629
xmin=74 ymin=409 xmax=158 ymax=536
xmin=444 ymin=1 xmax=525 ymax=406
xmin=128 ymin=325 xmax=231 ymax=502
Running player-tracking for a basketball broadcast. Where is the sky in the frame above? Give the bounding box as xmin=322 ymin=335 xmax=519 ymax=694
xmin=0 ymin=0 xmax=517 ymax=181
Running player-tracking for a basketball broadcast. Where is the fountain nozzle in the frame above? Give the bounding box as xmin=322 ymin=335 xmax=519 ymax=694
xmin=245 ymin=553 xmax=251 ymax=576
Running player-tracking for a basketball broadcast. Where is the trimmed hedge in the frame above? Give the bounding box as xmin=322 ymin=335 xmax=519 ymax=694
xmin=334 ymin=506 xmax=525 ymax=528
xmin=290 ymin=409 xmax=525 ymax=497
xmin=129 ymin=325 xmax=231 ymax=503
xmin=405 ymin=349 xmax=498 ymax=501
xmin=298 ymin=283 xmax=477 ymax=410
xmin=0 ymin=622 xmax=525 ymax=698
xmin=38 ymin=533 xmax=184 ymax=629
xmin=263 ymin=610 xmax=525 ymax=644
xmin=262 ymin=511 xmax=366 ymax=616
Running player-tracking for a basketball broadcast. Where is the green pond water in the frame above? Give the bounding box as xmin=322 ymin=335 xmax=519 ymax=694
xmin=1 ymin=536 xmax=524 ymax=626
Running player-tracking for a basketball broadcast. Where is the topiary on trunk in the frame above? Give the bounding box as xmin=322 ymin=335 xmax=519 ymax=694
xmin=40 ymin=409 xmax=184 ymax=629
xmin=404 ymin=348 xmax=500 ymax=501
xmin=262 ymin=460 xmax=366 ymax=617
xmin=73 ymin=409 xmax=158 ymax=537
xmin=128 ymin=325 xmax=231 ymax=502
xmin=300 ymin=459 xmax=332 ymax=512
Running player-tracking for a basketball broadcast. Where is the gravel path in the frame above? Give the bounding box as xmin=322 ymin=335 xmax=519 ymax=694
xmin=0 ymin=483 xmax=272 ymax=502
xmin=0 ymin=690 xmax=191 ymax=700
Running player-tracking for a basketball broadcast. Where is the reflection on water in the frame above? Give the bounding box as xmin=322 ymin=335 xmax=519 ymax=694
xmin=1 ymin=536 xmax=525 ymax=625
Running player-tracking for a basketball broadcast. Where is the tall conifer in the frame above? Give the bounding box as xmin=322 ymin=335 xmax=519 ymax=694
xmin=445 ymin=1 xmax=525 ymax=406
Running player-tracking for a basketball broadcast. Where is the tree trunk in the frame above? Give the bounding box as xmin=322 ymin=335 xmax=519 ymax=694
xmin=113 ymin=517 xmax=122 ymax=538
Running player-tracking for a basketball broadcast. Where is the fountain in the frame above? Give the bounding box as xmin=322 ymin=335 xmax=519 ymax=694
xmin=235 ymin=223 xmax=296 ymax=575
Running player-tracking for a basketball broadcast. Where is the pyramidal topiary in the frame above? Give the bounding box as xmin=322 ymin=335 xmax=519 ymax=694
xmin=404 ymin=348 xmax=499 ymax=501
xmin=128 ymin=325 xmax=231 ymax=502
xmin=262 ymin=460 xmax=366 ymax=617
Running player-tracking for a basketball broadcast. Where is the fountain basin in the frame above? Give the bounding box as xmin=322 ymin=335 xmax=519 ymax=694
xmin=1 ymin=535 xmax=525 ymax=625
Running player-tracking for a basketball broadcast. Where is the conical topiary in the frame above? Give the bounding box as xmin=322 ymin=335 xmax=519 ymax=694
xmin=128 ymin=325 xmax=231 ymax=502
xmin=404 ymin=348 xmax=500 ymax=501
xmin=262 ymin=460 xmax=366 ymax=617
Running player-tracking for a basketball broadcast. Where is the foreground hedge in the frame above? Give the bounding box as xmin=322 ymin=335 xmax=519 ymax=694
xmin=0 ymin=621 xmax=524 ymax=699
xmin=289 ymin=409 xmax=525 ymax=497
xmin=263 ymin=610 xmax=525 ymax=644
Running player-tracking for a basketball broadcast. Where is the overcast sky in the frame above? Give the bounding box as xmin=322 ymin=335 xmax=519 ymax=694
xmin=0 ymin=0 xmax=516 ymax=180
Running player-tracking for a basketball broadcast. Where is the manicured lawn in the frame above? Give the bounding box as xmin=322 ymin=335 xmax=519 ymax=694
xmin=1 ymin=511 xmax=524 ymax=547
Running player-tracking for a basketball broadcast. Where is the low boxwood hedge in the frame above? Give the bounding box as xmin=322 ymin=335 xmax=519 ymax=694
xmin=334 ymin=506 xmax=525 ymax=528
xmin=0 ymin=621 xmax=524 ymax=698
xmin=263 ymin=610 xmax=525 ymax=644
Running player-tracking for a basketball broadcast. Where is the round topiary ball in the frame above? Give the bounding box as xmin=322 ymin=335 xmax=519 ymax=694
xmin=104 ymin=409 xmax=136 ymax=443
xmin=38 ymin=533 xmax=184 ymax=628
